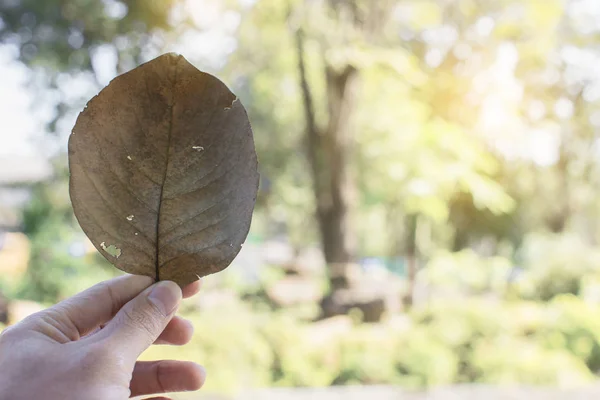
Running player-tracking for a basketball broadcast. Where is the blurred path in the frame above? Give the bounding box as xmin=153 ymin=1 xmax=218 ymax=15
xmin=194 ymin=384 xmax=600 ymax=400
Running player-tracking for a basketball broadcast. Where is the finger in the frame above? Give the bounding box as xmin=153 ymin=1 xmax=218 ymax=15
xmin=83 ymin=284 xmax=198 ymax=342
xmin=99 ymin=281 xmax=182 ymax=361
xmin=42 ymin=275 xmax=154 ymax=339
xmin=182 ymin=279 xmax=202 ymax=299
xmin=154 ymin=316 xmax=193 ymax=346
xmin=46 ymin=276 xmax=199 ymax=340
xmin=129 ymin=360 xmax=206 ymax=397
xmin=84 ymin=311 xmax=193 ymax=344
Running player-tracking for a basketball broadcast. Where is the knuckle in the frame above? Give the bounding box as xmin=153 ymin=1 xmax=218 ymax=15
xmin=155 ymin=361 xmax=169 ymax=393
xmin=121 ymin=304 xmax=161 ymax=338
xmin=100 ymin=281 xmax=121 ymax=317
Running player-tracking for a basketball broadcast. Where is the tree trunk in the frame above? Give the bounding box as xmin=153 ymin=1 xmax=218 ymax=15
xmin=295 ymin=29 xmax=360 ymax=311
xmin=547 ymin=149 xmax=570 ymax=233
xmin=403 ymin=214 xmax=418 ymax=308
xmin=320 ymin=64 xmax=359 ymax=272
xmin=293 ymin=1 xmax=394 ymax=318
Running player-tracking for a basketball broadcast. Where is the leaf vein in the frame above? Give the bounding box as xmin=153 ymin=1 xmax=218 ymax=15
xmin=158 ymin=237 xmax=230 ymax=270
xmin=76 ymin=165 xmax=156 ymax=246
xmin=73 ymin=181 xmax=155 ymax=261
xmin=160 ymin=169 xmax=247 ymax=237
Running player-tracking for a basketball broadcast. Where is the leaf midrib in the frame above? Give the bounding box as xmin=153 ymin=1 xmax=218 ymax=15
xmin=155 ymin=59 xmax=179 ymax=281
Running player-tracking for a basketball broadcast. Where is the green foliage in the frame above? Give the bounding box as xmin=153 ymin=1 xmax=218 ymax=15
xmin=471 ymin=336 xmax=592 ymax=386
xmin=412 ymin=299 xmax=596 ymax=388
xmin=336 ymin=327 xmax=401 ymax=385
xmin=419 ymin=234 xmax=600 ymax=304
xmin=14 ymin=167 xmax=118 ymax=303
xmin=536 ymin=295 xmax=600 ymax=373
xmin=515 ymin=234 xmax=600 ymax=301
xmin=422 ymin=250 xmax=513 ymax=295
xmin=0 ymin=0 xmax=174 ymax=70
xmin=228 ymin=0 xmax=318 ymax=248
xmin=138 ymin=295 xmax=600 ymax=395
xmin=264 ymin=316 xmax=342 ymax=387
xmin=141 ymin=307 xmax=275 ymax=394
xmin=395 ymin=326 xmax=460 ymax=388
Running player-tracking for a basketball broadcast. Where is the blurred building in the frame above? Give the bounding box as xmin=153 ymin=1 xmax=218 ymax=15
xmin=0 ymin=154 xmax=52 ymax=230
xmin=0 ymin=154 xmax=52 ymax=280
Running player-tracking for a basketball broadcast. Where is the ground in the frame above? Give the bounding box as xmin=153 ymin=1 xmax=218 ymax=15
xmin=171 ymin=384 xmax=600 ymax=400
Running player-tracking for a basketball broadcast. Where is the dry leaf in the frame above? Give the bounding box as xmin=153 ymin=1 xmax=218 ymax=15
xmin=68 ymin=53 xmax=259 ymax=287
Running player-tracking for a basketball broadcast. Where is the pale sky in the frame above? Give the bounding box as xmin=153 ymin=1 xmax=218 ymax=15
xmin=0 ymin=45 xmax=48 ymax=157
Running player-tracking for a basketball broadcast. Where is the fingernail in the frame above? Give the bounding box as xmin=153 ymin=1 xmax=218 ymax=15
xmin=148 ymin=281 xmax=182 ymax=316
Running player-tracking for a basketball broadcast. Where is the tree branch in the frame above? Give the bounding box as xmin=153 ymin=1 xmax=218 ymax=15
xmin=294 ymin=27 xmax=327 ymax=212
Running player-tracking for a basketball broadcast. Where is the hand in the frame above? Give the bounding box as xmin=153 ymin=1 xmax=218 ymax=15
xmin=0 ymin=275 xmax=206 ymax=400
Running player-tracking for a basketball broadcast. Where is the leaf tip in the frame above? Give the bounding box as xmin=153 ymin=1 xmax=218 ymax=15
xmin=162 ymin=52 xmax=185 ymax=65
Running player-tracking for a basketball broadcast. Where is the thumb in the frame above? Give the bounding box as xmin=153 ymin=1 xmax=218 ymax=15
xmin=100 ymin=280 xmax=182 ymax=362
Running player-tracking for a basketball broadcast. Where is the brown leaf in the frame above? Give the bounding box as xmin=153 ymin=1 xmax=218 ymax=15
xmin=68 ymin=53 xmax=259 ymax=287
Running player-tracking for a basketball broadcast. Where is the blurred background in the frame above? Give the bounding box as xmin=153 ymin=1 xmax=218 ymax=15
xmin=2 ymin=0 xmax=600 ymax=398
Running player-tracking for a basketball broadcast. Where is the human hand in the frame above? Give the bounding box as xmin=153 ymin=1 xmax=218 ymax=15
xmin=0 ymin=275 xmax=206 ymax=400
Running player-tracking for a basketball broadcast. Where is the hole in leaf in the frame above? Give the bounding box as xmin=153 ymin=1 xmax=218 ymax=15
xmin=126 ymin=215 xmax=134 ymax=221
xmin=192 ymin=146 xmax=204 ymax=152
xmin=100 ymin=241 xmax=122 ymax=258
xmin=127 ymin=155 xmax=132 ymax=160
xmin=224 ymin=97 xmax=238 ymax=110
